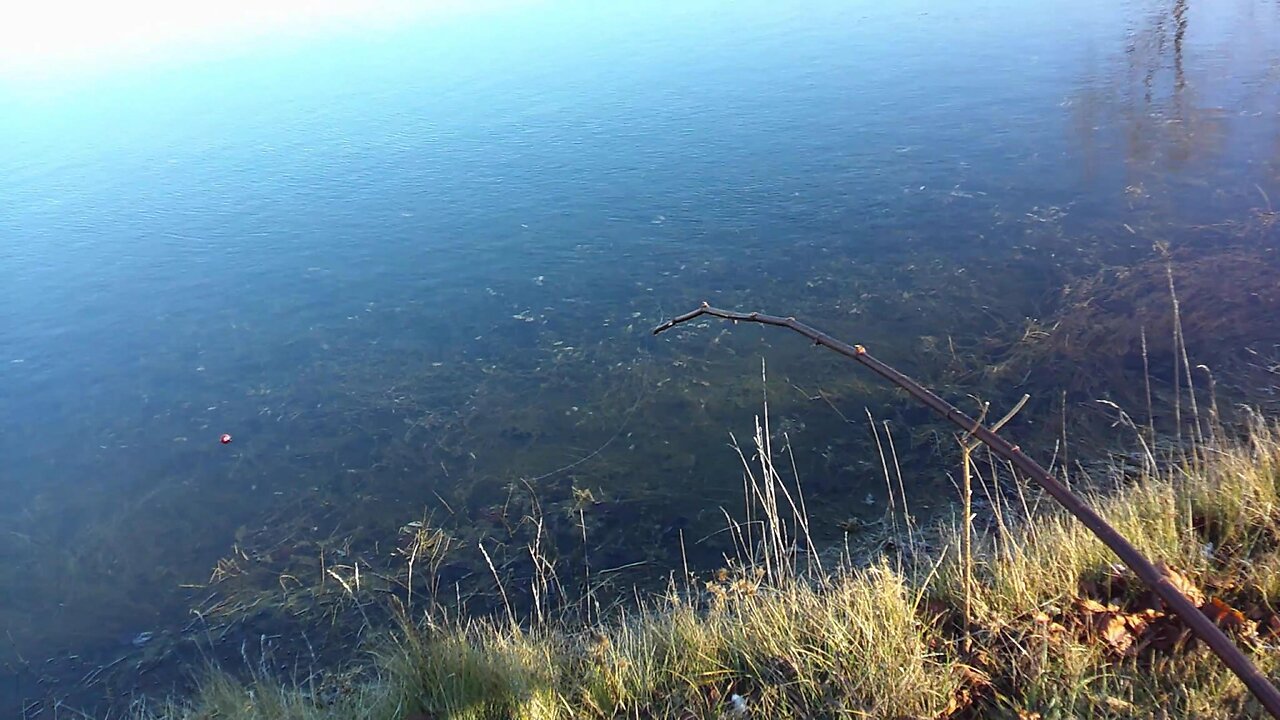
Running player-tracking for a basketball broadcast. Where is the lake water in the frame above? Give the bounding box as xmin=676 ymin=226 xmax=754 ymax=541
xmin=2 ymin=0 xmax=1278 ymax=713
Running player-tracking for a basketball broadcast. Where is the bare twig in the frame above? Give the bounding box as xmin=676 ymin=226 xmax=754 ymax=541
xmin=653 ymin=302 xmax=1280 ymax=718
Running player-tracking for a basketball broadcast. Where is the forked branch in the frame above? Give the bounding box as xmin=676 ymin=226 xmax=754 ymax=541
xmin=653 ymin=302 xmax=1280 ymax=718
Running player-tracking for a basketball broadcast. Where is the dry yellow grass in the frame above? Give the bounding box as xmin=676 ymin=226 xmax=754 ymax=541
xmin=134 ymin=415 xmax=1280 ymax=720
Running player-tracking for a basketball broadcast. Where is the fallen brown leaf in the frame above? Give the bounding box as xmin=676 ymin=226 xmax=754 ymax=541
xmin=1075 ymin=597 xmax=1116 ymax=614
xmin=1099 ymin=614 xmax=1136 ymax=654
xmin=1202 ymin=597 xmax=1258 ymax=640
xmin=1140 ymin=615 xmax=1194 ymax=654
xmin=940 ymin=664 xmax=991 ymax=718
xmin=1159 ymin=564 xmax=1205 ymax=607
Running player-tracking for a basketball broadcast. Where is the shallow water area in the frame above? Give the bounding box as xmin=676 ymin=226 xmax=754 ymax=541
xmin=1 ymin=0 xmax=1278 ymax=713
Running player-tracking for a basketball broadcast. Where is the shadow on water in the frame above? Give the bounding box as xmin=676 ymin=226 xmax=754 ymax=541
xmin=2 ymin=0 xmax=1280 ymax=715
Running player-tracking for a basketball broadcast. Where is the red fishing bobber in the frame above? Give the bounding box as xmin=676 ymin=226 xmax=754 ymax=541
xmin=220 ymin=433 xmax=233 ymax=444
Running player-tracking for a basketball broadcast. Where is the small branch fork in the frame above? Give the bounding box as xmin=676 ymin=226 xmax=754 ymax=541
xmin=653 ymin=302 xmax=1280 ymax=718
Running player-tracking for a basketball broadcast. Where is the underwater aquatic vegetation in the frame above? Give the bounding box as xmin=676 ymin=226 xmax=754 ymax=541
xmin=125 ymin=407 xmax=1280 ymax=720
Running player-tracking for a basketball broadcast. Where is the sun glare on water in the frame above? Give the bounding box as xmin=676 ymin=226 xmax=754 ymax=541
xmin=0 ymin=0 xmax=494 ymax=81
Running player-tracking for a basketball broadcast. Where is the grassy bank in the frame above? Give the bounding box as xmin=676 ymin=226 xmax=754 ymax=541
xmin=136 ymin=414 xmax=1280 ymax=720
